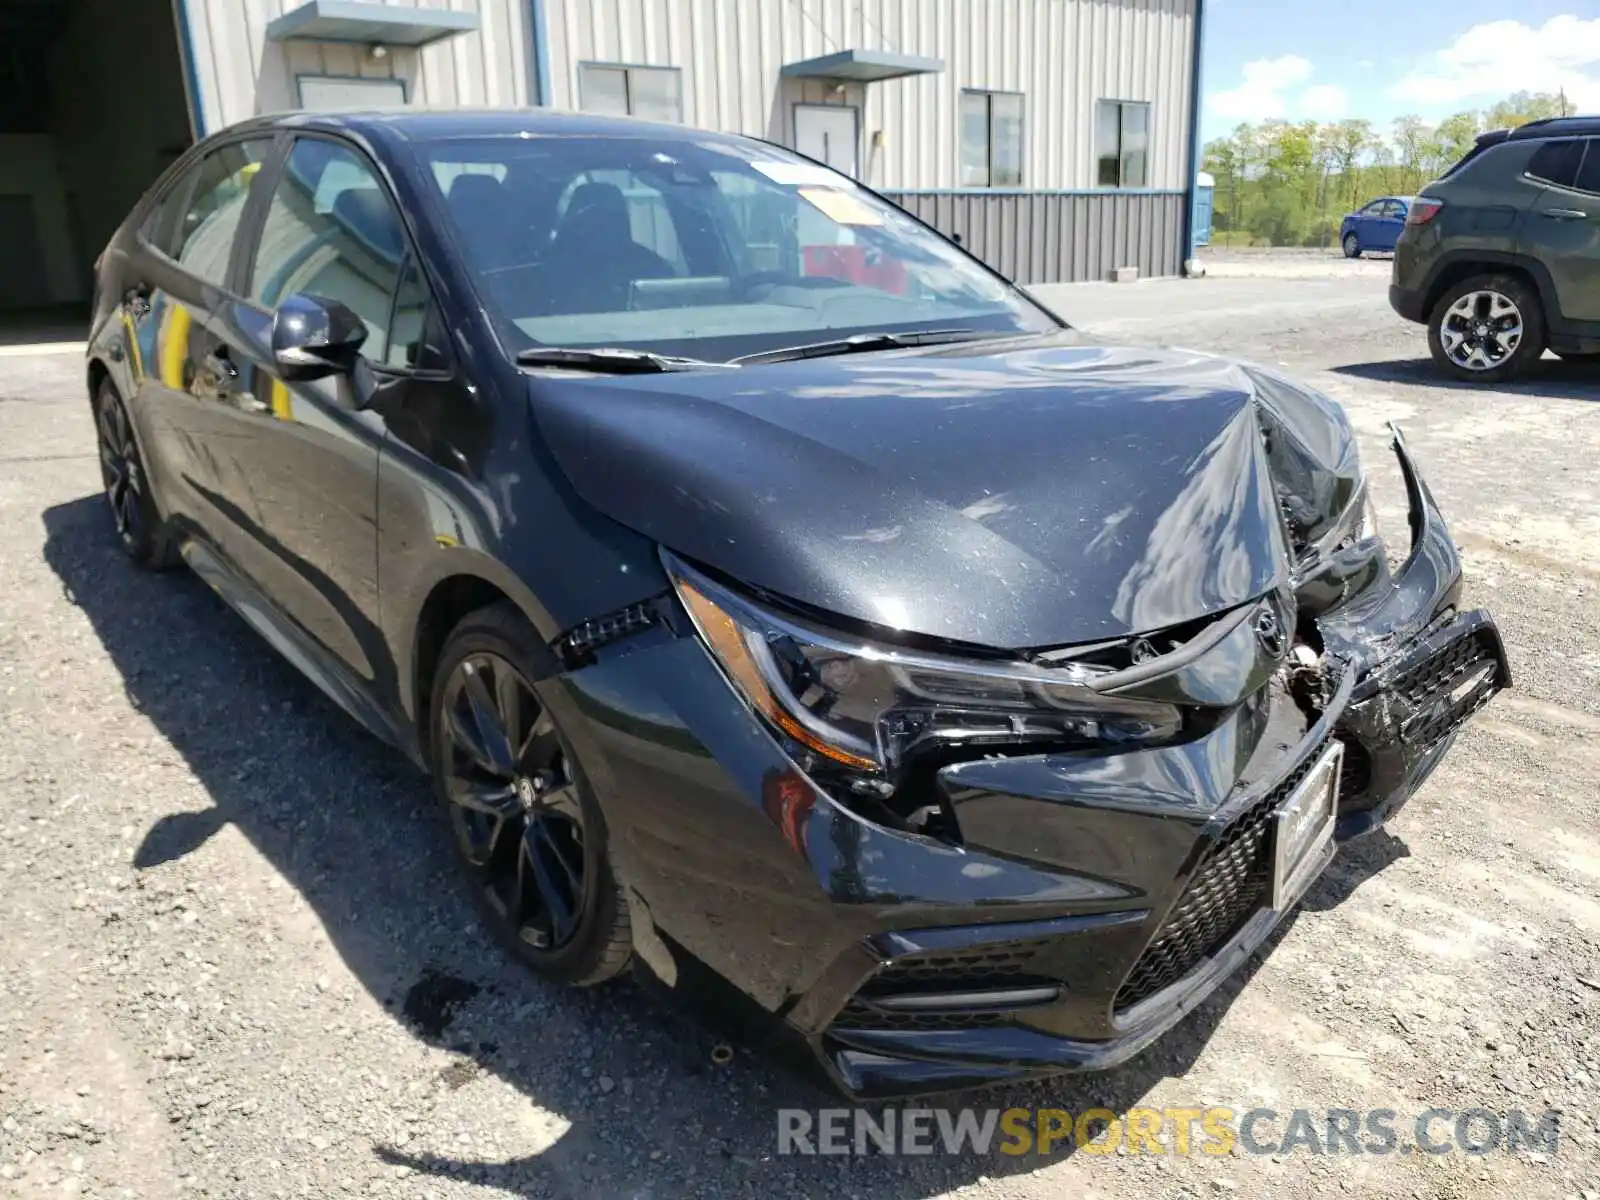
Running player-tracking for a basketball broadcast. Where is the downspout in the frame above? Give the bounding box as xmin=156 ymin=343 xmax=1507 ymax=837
xmin=171 ymin=0 xmax=208 ymax=137
xmin=528 ymin=0 xmax=553 ymax=106
xmin=1181 ymin=0 xmax=1205 ymax=275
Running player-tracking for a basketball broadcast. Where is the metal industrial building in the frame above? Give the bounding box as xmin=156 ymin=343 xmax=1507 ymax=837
xmin=0 ymin=0 xmax=1202 ymax=312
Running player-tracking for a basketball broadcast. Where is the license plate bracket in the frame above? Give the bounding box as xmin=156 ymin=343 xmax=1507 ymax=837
xmin=1270 ymin=742 xmax=1343 ymax=912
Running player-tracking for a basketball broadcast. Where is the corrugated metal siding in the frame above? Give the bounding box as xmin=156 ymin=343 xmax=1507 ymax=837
xmin=184 ymin=0 xmax=531 ymax=129
xmin=884 ymin=191 xmax=1184 ymax=283
xmin=542 ymin=0 xmax=1195 ymax=190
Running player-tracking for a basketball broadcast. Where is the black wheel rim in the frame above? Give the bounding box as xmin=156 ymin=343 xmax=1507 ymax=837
xmin=438 ymin=653 xmax=590 ymax=952
xmin=96 ymin=393 xmax=142 ymax=548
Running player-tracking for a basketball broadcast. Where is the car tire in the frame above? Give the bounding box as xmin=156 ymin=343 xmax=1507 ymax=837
xmin=428 ymin=601 xmax=632 ymax=987
xmin=1426 ymin=274 xmax=1547 ymax=384
xmin=1342 ymin=233 xmax=1361 ymax=259
xmin=93 ymin=382 xmax=177 ymax=569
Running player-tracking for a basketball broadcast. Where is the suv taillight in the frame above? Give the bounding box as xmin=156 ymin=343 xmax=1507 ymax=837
xmin=1406 ymin=199 xmax=1444 ymax=226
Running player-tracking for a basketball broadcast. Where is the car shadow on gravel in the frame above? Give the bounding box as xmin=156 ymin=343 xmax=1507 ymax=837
xmin=42 ymin=492 xmax=1393 ymax=1198
xmin=1331 ymin=357 xmax=1600 ymax=399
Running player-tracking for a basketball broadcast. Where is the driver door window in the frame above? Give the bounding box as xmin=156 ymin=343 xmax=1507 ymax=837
xmin=248 ymin=138 xmax=407 ymax=362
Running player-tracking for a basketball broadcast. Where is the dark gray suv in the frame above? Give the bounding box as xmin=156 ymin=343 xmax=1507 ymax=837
xmin=1389 ymin=116 xmax=1600 ymax=382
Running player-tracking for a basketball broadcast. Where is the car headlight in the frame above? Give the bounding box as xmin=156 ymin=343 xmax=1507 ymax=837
xmin=664 ymin=554 xmax=1183 ymax=800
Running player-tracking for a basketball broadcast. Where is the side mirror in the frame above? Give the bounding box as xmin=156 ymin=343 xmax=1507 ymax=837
xmin=271 ymin=293 xmax=367 ymax=381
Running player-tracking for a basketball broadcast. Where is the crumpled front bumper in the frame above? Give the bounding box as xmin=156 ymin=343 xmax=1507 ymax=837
xmin=558 ymin=430 xmax=1508 ymax=1101
xmin=807 ymin=427 xmax=1510 ymax=1098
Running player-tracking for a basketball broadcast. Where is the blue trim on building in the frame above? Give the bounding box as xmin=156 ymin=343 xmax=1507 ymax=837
xmin=1182 ymin=0 xmax=1207 ymax=266
xmin=887 ymin=187 xmax=1186 ymax=198
xmin=528 ymin=0 xmax=552 ymax=105
xmin=172 ymin=0 xmax=207 ymax=137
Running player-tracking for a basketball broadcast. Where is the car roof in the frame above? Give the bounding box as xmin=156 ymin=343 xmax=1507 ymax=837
xmin=1505 ymin=115 xmax=1600 ymax=141
xmin=212 ymin=107 xmax=754 ymax=147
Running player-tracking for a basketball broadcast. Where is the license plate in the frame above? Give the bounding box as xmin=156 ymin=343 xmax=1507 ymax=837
xmin=1270 ymin=742 xmax=1343 ymax=911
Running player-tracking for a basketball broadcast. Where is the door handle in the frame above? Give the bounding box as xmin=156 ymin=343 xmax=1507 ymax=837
xmin=1542 ymin=208 xmax=1589 ymax=220
xmin=202 ymin=347 xmax=238 ymax=395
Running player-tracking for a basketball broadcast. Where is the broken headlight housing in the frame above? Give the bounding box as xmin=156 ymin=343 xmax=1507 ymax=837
xmin=664 ymin=554 xmax=1182 ymax=814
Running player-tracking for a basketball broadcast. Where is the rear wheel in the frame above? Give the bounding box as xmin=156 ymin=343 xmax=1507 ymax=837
xmin=1427 ymin=274 xmax=1546 ymax=383
xmin=428 ymin=603 xmax=632 ymax=986
xmin=94 ymin=382 xmax=175 ymax=568
xmin=1342 ymin=233 xmax=1361 ymax=259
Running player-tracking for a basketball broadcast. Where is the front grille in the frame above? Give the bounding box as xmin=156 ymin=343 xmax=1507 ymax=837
xmin=1392 ymin=627 xmax=1501 ymax=747
xmin=833 ymin=1000 xmax=1014 ymax=1032
xmin=1114 ymin=740 xmax=1328 ymax=1014
xmin=1337 ymin=737 xmax=1373 ymax=798
xmin=860 ymin=945 xmax=1043 ymax=992
xmin=833 ymin=941 xmax=1058 ymax=1033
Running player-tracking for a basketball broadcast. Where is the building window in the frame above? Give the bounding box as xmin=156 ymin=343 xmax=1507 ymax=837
xmin=578 ymin=64 xmax=683 ymax=123
xmin=1097 ymin=100 xmax=1150 ymax=188
xmin=959 ymin=90 xmax=1024 ymax=187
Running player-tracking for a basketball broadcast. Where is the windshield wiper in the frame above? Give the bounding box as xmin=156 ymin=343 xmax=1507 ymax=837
xmin=733 ymin=328 xmax=997 ymax=366
xmin=515 ymin=347 xmax=733 ymax=374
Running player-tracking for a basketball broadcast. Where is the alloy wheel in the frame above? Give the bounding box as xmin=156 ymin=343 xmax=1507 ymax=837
xmin=96 ymin=391 xmax=143 ymax=549
xmin=437 ymin=652 xmax=590 ymax=952
xmin=1440 ymin=290 xmax=1523 ymax=372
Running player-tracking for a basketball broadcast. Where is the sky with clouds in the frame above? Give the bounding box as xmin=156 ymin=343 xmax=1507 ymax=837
xmin=1201 ymin=2 xmax=1600 ymax=142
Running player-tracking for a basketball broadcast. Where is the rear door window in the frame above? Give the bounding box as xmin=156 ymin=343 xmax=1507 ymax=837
xmin=170 ymin=139 xmax=274 ymax=287
xmin=1526 ymin=139 xmax=1585 ymax=188
xmin=248 ymin=137 xmax=408 ymax=362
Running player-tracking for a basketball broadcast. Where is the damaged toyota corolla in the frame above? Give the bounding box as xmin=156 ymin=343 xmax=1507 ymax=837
xmin=89 ymin=110 xmax=1509 ymax=1098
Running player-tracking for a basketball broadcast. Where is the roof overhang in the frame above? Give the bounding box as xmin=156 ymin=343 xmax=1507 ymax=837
xmin=780 ymin=49 xmax=944 ymax=83
xmin=266 ymin=0 xmax=479 ymax=48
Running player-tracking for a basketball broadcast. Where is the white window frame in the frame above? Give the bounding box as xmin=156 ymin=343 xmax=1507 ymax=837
xmin=576 ymin=62 xmax=683 ymax=123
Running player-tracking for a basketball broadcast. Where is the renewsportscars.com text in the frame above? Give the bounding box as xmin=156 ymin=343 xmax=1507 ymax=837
xmin=776 ymin=1106 xmax=1562 ymax=1158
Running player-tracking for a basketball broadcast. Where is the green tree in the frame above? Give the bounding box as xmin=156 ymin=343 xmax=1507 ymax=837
xmin=1326 ymin=118 xmax=1379 ymax=212
xmin=1434 ymin=111 xmax=1482 ymax=170
xmin=1484 ymin=91 xmax=1567 ymax=129
xmin=1391 ymin=115 xmax=1430 ymax=193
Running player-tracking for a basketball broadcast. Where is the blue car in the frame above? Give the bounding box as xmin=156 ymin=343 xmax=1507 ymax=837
xmin=1341 ymin=196 xmax=1413 ymax=257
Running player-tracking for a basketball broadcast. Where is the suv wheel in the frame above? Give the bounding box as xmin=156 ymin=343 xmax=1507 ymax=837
xmin=1427 ymin=275 xmax=1546 ymax=383
xmin=1342 ymin=233 xmax=1361 ymax=259
xmin=428 ymin=602 xmax=632 ymax=986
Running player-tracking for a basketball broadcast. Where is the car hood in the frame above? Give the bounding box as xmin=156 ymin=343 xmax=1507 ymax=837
xmin=528 ymin=334 xmax=1360 ymax=649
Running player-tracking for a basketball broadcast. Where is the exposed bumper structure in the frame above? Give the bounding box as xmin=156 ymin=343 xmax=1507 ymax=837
xmin=552 ymin=428 xmax=1508 ymax=1100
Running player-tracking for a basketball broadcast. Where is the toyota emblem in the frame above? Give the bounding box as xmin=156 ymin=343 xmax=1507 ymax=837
xmin=1254 ymin=605 xmax=1287 ymax=658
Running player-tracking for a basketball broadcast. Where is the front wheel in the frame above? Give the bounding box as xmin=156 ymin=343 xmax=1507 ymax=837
xmin=1426 ymin=275 xmax=1546 ymax=383
xmin=429 ymin=602 xmax=632 ymax=986
xmin=1342 ymin=233 xmax=1361 ymax=259
xmin=94 ymin=382 xmax=175 ymax=568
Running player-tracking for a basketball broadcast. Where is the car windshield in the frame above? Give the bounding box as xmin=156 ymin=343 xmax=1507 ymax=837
xmin=419 ymin=133 xmax=1059 ymax=363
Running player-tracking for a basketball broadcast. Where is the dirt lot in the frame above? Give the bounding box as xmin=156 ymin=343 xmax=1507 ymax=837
xmin=2 ymin=254 xmax=1598 ymax=1199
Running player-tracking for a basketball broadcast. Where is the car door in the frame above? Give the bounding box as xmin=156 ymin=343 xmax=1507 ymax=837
xmin=1526 ymin=138 xmax=1600 ymax=324
xmin=1352 ymin=200 xmax=1384 ymax=244
xmin=194 ymin=133 xmax=411 ymax=705
xmin=1374 ymin=200 xmax=1406 ymax=250
xmin=125 ymin=137 xmax=275 ymax=535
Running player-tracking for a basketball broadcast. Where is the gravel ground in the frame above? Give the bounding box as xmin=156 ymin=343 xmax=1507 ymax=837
xmin=2 ymin=254 xmax=1598 ymax=1199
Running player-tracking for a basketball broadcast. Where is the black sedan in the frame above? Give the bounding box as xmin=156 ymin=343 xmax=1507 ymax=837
xmin=86 ymin=109 xmax=1509 ymax=1098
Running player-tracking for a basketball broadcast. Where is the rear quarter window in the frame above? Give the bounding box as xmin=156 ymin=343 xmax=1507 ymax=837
xmin=1525 ymin=139 xmax=1585 ymax=188
xmin=1575 ymin=140 xmax=1600 ymax=195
